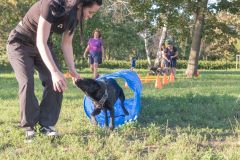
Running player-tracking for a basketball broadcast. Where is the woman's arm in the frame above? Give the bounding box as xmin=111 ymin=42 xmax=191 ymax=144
xmin=163 ymin=53 xmax=170 ymax=62
xmin=170 ymin=50 xmax=179 ymax=60
xmin=36 ymin=16 xmax=67 ymax=92
xmin=61 ymin=30 xmax=81 ymax=79
xmin=37 ymin=16 xmax=59 ymax=74
xmin=173 ymin=51 xmax=179 ymax=58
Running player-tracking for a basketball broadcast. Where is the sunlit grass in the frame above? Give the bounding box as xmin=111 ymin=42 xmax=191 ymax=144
xmin=0 ymin=68 xmax=240 ymax=159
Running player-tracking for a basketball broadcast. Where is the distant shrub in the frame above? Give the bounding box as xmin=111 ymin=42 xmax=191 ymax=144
xmin=92 ymin=60 xmax=236 ymax=70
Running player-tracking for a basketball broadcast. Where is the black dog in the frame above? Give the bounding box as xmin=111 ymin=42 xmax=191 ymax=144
xmin=75 ymin=78 xmax=129 ymax=130
xmin=148 ymin=66 xmax=165 ymax=75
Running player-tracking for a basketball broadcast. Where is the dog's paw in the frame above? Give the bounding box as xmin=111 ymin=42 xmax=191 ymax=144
xmin=90 ymin=116 xmax=98 ymax=126
xmin=109 ymin=126 xmax=114 ymax=131
xmin=104 ymin=122 xmax=109 ymax=127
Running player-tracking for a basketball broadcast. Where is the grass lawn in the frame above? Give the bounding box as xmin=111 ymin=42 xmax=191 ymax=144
xmin=0 ymin=68 xmax=240 ymax=159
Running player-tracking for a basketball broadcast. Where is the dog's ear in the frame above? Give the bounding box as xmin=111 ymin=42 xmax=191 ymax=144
xmin=89 ymin=79 xmax=101 ymax=91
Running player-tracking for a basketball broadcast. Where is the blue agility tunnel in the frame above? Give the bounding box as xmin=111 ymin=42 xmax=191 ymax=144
xmin=83 ymin=70 xmax=142 ymax=127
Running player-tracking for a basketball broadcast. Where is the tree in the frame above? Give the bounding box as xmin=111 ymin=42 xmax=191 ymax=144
xmin=186 ymin=0 xmax=240 ymax=76
xmin=154 ymin=26 xmax=167 ymax=67
xmin=129 ymin=0 xmax=191 ymax=66
xmin=202 ymin=11 xmax=239 ymax=60
xmin=186 ymin=0 xmax=209 ymax=77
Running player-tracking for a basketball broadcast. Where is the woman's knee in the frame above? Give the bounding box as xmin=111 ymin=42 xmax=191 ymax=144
xmin=41 ymin=76 xmax=53 ymax=88
xmin=17 ymin=77 xmax=35 ymax=95
xmin=90 ymin=64 xmax=94 ymax=69
xmin=94 ymin=63 xmax=98 ymax=68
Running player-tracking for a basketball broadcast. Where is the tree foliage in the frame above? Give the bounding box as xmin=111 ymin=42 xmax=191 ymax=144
xmin=0 ymin=0 xmax=239 ymax=68
xmin=0 ymin=0 xmax=145 ymax=67
xmin=129 ymin=0 xmax=240 ymax=61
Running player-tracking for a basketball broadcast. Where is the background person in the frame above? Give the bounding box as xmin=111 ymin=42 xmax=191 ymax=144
xmin=163 ymin=40 xmax=178 ymax=77
xmin=129 ymin=49 xmax=139 ymax=71
xmin=130 ymin=55 xmax=138 ymax=71
xmin=83 ymin=28 xmax=104 ymax=79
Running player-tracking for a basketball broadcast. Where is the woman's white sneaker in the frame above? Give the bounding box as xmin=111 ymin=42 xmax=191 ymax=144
xmin=40 ymin=126 xmax=59 ymax=136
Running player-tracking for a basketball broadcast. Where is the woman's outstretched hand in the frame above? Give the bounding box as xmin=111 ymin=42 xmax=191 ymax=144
xmin=51 ymin=71 xmax=67 ymax=92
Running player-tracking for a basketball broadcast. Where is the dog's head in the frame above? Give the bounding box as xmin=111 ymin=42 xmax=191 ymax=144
xmin=148 ymin=66 xmax=157 ymax=75
xmin=75 ymin=78 xmax=102 ymax=98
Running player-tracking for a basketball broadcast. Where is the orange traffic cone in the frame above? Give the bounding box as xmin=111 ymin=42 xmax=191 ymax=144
xmin=163 ymin=74 xmax=169 ymax=85
xmin=155 ymin=75 xmax=162 ymax=89
xmin=141 ymin=75 xmax=146 ymax=83
xmin=145 ymin=75 xmax=151 ymax=83
xmin=124 ymin=81 xmax=129 ymax=88
xmin=170 ymin=73 xmax=175 ymax=83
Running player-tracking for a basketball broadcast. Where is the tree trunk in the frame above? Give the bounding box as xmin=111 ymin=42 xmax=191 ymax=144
xmin=143 ymin=30 xmax=152 ymax=66
xmin=183 ymin=36 xmax=191 ymax=58
xmin=106 ymin=47 xmax=111 ymax=60
xmin=154 ymin=26 xmax=167 ymax=67
xmin=185 ymin=0 xmax=208 ymax=77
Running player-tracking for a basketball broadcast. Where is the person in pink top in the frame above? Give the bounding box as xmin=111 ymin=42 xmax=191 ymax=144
xmin=84 ymin=28 xmax=104 ymax=79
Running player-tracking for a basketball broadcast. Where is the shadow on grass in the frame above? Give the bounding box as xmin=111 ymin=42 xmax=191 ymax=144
xmin=0 ymin=121 xmax=4 ymax=125
xmin=0 ymin=143 xmax=14 ymax=152
xmin=199 ymin=70 xmax=240 ymax=75
xmin=139 ymin=93 xmax=240 ymax=130
xmin=1 ymin=70 xmax=240 ymax=132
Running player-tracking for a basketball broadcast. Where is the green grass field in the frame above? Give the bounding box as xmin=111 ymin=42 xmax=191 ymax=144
xmin=1 ymin=68 xmax=240 ymax=159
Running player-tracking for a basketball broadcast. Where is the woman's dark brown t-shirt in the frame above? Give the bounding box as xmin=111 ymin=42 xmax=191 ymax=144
xmin=15 ymin=0 xmax=76 ymax=44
